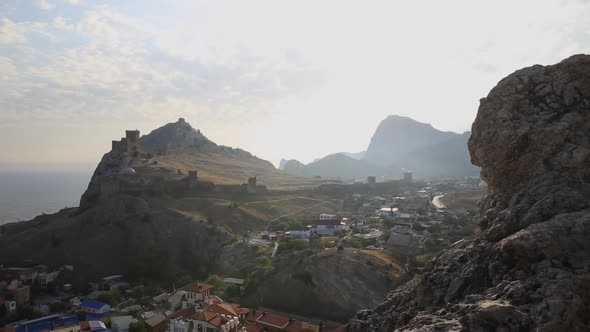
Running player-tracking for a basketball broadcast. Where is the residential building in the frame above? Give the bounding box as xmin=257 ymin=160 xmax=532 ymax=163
xmin=318 ymin=214 xmax=339 ymax=221
xmin=311 ymin=219 xmax=348 ymax=236
xmin=144 ymin=313 xmax=167 ymax=332
xmin=286 ymin=231 xmax=310 ymax=239
xmin=376 ymin=207 xmax=399 ymax=217
xmin=78 ymin=299 xmax=111 ymax=314
xmin=38 ymin=271 xmax=60 ymax=288
xmin=179 ymin=282 xmax=214 ymax=309
xmin=111 ymin=316 xmax=138 ymax=332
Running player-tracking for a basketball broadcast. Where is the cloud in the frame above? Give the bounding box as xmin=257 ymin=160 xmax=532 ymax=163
xmin=0 ymin=19 xmax=28 ymax=44
xmin=0 ymin=56 xmax=17 ymax=81
xmin=0 ymin=18 xmax=55 ymax=46
xmin=52 ymin=16 xmax=73 ymax=30
xmin=38 ymin=0 xmax=54 ymax=10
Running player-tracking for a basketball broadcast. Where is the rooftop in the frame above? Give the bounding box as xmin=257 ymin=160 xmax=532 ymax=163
xmin=180 ymin=282 xmax=214 ymax=293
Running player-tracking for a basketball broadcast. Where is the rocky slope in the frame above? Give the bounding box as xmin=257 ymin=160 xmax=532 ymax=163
xmin=347 ymin=55 xmax=590 ymax=331
xmin=242 ymin=248 xmax=404 ymax=322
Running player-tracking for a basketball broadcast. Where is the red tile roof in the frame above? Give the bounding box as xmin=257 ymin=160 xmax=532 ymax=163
xmin=209 ymin=303 xmax=238 ymax=317
xmin=195 ymin=311 xmax=222 ymax=327
xmin=256 ymin=312 xmax=290 ymax=328
xmin=180 ymin=282 xmax=214 ymax=293
xmin=168 ymin=307 xmax=197 ymax=319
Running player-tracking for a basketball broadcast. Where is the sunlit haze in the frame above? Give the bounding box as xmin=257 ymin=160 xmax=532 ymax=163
xmin=1 ymin=0 xmax=589 ymax=169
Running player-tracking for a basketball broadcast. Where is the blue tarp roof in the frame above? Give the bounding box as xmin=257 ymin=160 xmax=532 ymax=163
xmin=80 ymin=299 xmax=109 ymax=310
xmin=16 ymin=321 xmax=52 ymax=332
xmin=14 ymin=314 xmax=80 ymax=332
xmin=54 ymin=315 xmax=79 ymax=326
xmin=85 ymin=311 xmax=117 ymax=320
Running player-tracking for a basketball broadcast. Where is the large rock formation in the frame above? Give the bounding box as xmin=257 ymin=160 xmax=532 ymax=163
xmin=348 ymin=55 xmax=590 ymax=331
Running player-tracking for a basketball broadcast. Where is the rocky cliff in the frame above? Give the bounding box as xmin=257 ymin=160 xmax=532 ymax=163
xmin=348 ymin=55 xmax=590 ymax=331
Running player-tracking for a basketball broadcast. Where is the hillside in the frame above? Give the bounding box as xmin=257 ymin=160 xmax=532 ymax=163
xmin=242 ymin=248 xmax=404 ymax=322
xmin=283 ymin=153 xmax=389 ymax=180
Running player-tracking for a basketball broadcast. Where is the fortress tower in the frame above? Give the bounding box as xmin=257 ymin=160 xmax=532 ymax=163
xmin=125 ymin=130 xmax=140 ymax=155
xmin=247 ymin=176 xmax=257 ymax=193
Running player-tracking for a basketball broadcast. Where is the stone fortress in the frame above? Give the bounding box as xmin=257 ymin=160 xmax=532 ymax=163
xmin=95 ymin=129 xmax=268 ymax=203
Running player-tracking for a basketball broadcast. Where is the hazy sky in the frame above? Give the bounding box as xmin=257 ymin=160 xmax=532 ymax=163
xmin=1 ymin=0 xmax=589 ymax=169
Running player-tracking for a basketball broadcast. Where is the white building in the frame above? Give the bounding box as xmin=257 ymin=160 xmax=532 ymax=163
xmin=318 ymin=213 xmax=339 ymax=221
xmin=178 ymin=282 xmax=213 ymax=309
xmin=111 ymin=315 xmax=138 ymax=332
xmin=38 ymin=271 xmax=60 ymax=288
xmin=377 ymin=207 xmax=400 ymax=217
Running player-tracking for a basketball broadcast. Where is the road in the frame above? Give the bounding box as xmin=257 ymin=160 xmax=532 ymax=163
xmin=271 ymin=241 xmax=279 ymax=257
xmin=432 ymin=195 xmax=447 ymax=209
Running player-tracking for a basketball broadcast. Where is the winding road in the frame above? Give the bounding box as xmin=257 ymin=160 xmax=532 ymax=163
xmin=432 ymin=195 xmax=447 ymax=209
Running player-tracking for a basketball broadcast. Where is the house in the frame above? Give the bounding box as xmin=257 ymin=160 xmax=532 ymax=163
xmin=78 ymin=299 xmax=111 ymax=314
xmin=376 ymin=207 xmax=399 ymax=217
xmin=144 ymin=313 xmax=167 ymax=332
xmin=318 ymin=214 xmax=339 ymax=221
xmin=79 ymin=321 xmax=108 ymax=332
xmin=179 ymin=282 xmax=214 ymax=309
xmin=310 ymin=219 xmax=348 ymax=236
xmin=111 ymin=316 xmax=138 ymax=332
xmin=286 ymin=230 xmax=310 ymax=239
xmin=245 ymin=310 xmax=339 ymax=332
xmin=38 ymin=271 xmax=60 ymax=288
xmin=166 ymin=305 xmax=241 ymax=332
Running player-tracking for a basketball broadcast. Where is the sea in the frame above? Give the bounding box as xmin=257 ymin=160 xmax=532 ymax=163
xmin=0 ymin=170 xmax=93 ymax=225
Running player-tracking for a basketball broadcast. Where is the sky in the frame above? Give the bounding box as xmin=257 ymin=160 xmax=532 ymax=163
xmin=0 ymin=0 xmax=589 ymax=170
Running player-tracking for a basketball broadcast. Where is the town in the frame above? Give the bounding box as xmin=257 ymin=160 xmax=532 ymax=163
xmin=0 ymin=171 xmax=484 ymax=332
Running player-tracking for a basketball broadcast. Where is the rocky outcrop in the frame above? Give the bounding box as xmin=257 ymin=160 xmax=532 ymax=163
xmin=348 ymin=55 xmax=590 ymax=331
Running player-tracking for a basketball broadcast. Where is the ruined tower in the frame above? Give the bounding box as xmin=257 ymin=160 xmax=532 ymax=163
xmin=247 ymin=176 xmax=257 ymax=193
xmin=126 ymin=130 xmax=140 ymax=155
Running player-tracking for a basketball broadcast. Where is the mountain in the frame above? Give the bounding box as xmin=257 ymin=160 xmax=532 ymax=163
xmin=341 ymin=151 xmax=366 ymax=160
xmin=282 ymin=116 xmax=478 ymax=180
xmin=363 ymin=115 xmax=479 ymax=177
xmin=348 ymin=54 xmax=590 ymax=331
xmin=278 ymin=158 xmax=289 ymax=170
xmin=282 ymin=153 xmax=389 ymax=180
